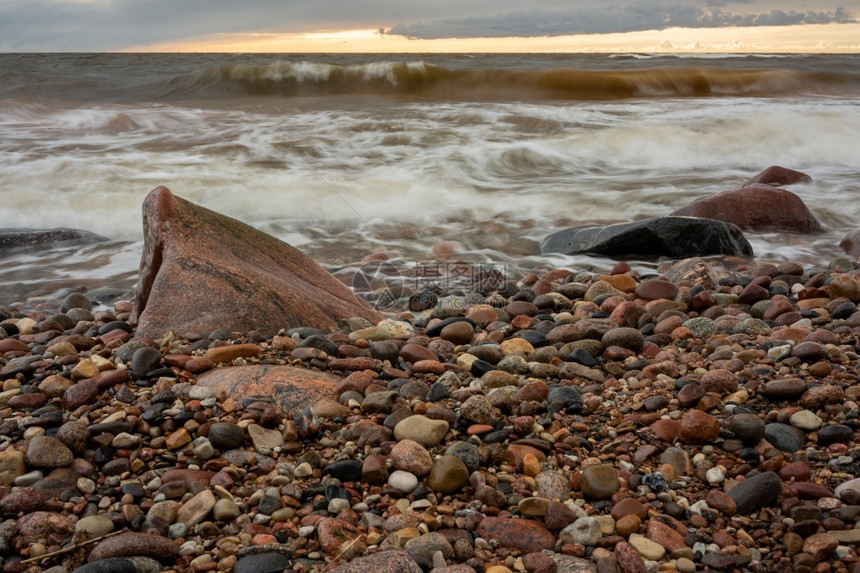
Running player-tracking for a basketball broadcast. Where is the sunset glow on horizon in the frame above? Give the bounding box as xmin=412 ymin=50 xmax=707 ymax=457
xmin=125 ymin=23 xmax=860 ymax=54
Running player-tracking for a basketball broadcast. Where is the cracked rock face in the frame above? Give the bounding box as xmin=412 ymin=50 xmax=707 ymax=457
xmin=130 ymin=186 xmax=382 ymax=339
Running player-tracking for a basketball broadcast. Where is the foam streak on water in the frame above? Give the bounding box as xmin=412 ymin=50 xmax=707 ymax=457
xmin=1 ymin=53 xmax=859 ymax=302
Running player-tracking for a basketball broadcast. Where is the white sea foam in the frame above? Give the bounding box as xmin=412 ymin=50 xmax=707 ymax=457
xmin=2 ymin=59 xmax=860 ymax=295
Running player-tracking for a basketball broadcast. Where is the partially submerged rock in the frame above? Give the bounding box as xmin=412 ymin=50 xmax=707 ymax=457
xmin=743 ymin=165 xmax=812 ymax=187
xmin=670 ymin=166 xmax=820 ymax=233
xmin=540 ymin=216 xmax=753 ymax=259
xmin=669 ymin=184 xmax=821 ymax=233
xmin=130 ymin=187 xmax=382 ymax=339
xmin=0 ymin=228 xmax=107 ymax=250
xmin=840 ymin=229 xmax=860 ymax=260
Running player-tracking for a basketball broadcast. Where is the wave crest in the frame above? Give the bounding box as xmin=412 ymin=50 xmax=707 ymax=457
xmin=153 ymin=60 xmax=858 ymax=100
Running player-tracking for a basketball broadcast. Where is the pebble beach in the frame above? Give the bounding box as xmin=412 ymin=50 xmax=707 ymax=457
xmin=3 ymin=252 xmax=860 ymax=573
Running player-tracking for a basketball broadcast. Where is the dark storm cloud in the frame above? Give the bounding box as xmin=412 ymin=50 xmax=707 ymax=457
xmin=0 ymin=0 xmax=856 ymax=51
xmin=386 ymin=2 xmax=857 ymax=39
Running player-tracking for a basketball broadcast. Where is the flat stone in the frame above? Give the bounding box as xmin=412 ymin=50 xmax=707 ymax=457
xmin=760 ymin=378 xmax=806 ymax=399
xmin=176 ymin=489 xmax=216 ymax=527
xmin=197 ymin=365 xmax=339 ymax=418
xmin=393 ymin=415 xmax=449 ymax=447
xmin=326 ymin=549 xmax=422 ymax=573
xmin=789 ymin=410 xmax=822 ymax=430
xmin=628 ymin=533 xmax=665 ymax=561
xmin=477 ymin=517 xmax=555 ymax=553
xmin=247 ymin=423 xmax=284 ymax=454
xmin=75 ymin=514 xmax=115 ymax=537
xmin=87 ymin=532 xmax=180 ymax=562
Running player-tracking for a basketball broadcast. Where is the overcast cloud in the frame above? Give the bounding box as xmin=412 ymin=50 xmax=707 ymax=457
xmin=0 ymin=0 xmax=856 ymax=51
xmin=386 ymin=3 xmax=856 ymax=39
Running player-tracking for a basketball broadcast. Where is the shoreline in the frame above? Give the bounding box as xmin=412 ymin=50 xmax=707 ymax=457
xmin=1 ymin=254 xmax=860 ymax=572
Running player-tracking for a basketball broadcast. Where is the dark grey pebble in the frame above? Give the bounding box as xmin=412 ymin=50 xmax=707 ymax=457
xmin=818 ymin=424 xmax=854 ymax=446
xmin=470 ymin=359 xmax=496 ymax=377
xmin=728 ymin=471 xmax=782 ymax=514
xmin=208 ymin=422 xmax=246 ymax=450
xmin=724 ymin=414 xmax=766 ymax=445
xmin=548 ymin=386 xmax=583 ymax=410
xmin=322 ymin=459 xmax=362 ymax=482
xmin=425 ymin=317 xmax=477 ymax=338
xmin=73 ymin=556 xmax=162 ymax=573
xmin=234 ymin=552 xmax=292 ymax=573
xmin=284 ymin=327 xmax=326 ymax=338
xmin=98 ymin=320 xmax=134 ymax=335
xmin=517 ymin=330 xmax=549 ymax=347
xmin=764 ymin=423 xmax=807 ymax=452
xmin=425 ymin=382 xmax=449 ymax=402
xmin=566 ymin=348 xmax=597 ymax=366
xmin=298 ymin=334 xmax=340 ymax=357
xmin=370 ymin=340 xmax=399 ymax=363
xmin=445 ymin=441 xmax=480 ymax=473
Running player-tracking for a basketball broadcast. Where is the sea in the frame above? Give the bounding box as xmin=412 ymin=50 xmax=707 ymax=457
xmin=1 ymin=53 xmax=859 ymax=308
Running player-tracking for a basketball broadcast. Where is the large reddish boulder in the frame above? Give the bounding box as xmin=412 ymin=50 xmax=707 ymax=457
xmin=130 ymin=187 xmax=382 ymax=338
xmin=669 ymin=183 xmax=821 ymax=233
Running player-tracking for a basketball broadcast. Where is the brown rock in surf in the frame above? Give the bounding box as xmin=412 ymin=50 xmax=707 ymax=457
xmin=670 ymin=184 xmax=821 ymax=234
xmin=840 ymin=230 xmax=860 ymax=260
xmin=743 ymin=165 xmax=812 ymax=187
xmin=130 ymin=186 xmax=382 ymax=338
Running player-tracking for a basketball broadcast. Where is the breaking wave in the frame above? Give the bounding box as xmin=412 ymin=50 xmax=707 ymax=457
xmin=154 ymin=60 xmax=858 ymax=100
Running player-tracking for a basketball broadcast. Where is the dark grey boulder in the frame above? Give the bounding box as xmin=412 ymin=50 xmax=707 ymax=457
xmin=540 ymin=217 xmax=753 ymax=259
xmin=73 ymin=557 xmax=162 ymax=573
xmin=0 ymin=228 xmax=108 ymax=250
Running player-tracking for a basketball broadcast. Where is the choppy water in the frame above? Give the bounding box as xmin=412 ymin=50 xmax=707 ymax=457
xmin=1 ymin=53 xmax=859 ymax=306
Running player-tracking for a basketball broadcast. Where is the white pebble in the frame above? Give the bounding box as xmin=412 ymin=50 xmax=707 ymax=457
xmin=388 ymin=470 xmax=418 ymax=493
xmin=705 ymin=467 xmax=725 ymax=484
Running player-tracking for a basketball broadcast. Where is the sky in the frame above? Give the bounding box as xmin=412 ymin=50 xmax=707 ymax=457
xmin=0 ymin=0 xmax=858 ymax=52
